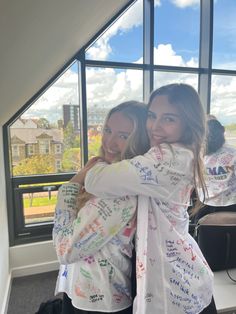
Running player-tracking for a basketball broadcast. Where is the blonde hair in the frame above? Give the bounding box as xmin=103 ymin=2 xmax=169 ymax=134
xmin=148 ymin=83 xmax=207 ymax=215
xmin=77 ymin=101 xmax=150 ymax=208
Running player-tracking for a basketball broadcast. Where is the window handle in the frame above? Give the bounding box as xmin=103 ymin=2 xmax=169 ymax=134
xmin=42 ymin=185 xmax=56 ymax=199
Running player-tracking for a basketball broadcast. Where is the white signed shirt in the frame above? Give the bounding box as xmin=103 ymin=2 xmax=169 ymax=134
xmin=199 ymin=144 xmax=236 ymax=206
xmin=53 ymin=183 xmax=137 ymax=312
xmin=85 ymin=143 xmax=214 ymax=314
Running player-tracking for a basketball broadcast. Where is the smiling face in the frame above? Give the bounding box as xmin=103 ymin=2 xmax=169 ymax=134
xmin=146 ymin=95 xmax=185 ymax=147
xmin=102 ymin=111 xmax=133 ymax=163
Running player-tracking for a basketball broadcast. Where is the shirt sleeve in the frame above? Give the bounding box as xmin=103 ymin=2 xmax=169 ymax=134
xmin=53 ymin=182 xmax=137 ymax=264
xmin=85 ymin=144 xmax=193 ymax=200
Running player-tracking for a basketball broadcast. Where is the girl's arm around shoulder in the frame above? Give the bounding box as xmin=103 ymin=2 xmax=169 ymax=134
xmin=53 ymin=182 xmax=137 ymax=264
xmin=53 ymin=182 xmax=81 ymax=263
xmin=84 ymin=144 xmax=194 ymax=199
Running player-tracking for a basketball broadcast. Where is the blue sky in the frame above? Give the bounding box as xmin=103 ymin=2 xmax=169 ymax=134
xmin=21 ymin=0 xmax=236 ymax=127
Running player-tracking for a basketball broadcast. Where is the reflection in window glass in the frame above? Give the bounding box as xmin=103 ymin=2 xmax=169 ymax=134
xmin=10 ymin=62 xmax=81 ymax=176
xmin=211 ymin=75 xmax=236 ymax=147
xmin=212 ymin=0 xmax=236 ymax=70
xmin=154 ymin=0 xmax=200 ymax=67
xmin=86 ymin=0 xmax=143 ymax=63
xmin=154 ymin=72 xmax=198 ymax=91
xmin=86 ymin=67 xmax=143 ymax=157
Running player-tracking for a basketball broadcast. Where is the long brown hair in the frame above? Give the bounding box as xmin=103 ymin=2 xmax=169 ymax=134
xmin=148 ymin=83 xmax=207 ymax=215
xmin=77 ymin=101 xmax=150 ymax=209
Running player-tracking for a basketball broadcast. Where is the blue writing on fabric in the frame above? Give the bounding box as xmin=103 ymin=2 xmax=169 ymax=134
xmin=130 ymin=160 xmax=158 ymax=185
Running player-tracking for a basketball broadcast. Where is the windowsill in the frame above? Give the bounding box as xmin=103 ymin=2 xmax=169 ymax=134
xmin=213 ymin=268 xmax=236 ymax=313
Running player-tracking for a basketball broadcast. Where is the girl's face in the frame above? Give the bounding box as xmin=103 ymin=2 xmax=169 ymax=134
xmin=102 ymin=111 xmax=133 ymax=163
xmin=146 ymin=95 xmax=185 ymax=147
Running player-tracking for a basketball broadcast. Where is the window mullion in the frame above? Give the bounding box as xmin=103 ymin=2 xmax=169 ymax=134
xmin=198 ymin=0 xmax=213 ymax=113
xmin=143 ymin=0 xmax=154 ymax=102
xmin=78 ymin=53 xmax=88 ymax=166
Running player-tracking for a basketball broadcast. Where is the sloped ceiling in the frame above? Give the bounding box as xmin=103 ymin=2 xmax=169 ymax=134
xmin=0 ymin=0 xmax=130 ymax=125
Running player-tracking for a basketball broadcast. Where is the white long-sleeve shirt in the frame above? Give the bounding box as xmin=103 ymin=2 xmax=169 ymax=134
xmin=85 ymin=143 xmax=214 ymax=314
xmin=53 ymin=183 xmax=137 ymax=312
xmin=199 ymin=143 xmax=236 ymax=206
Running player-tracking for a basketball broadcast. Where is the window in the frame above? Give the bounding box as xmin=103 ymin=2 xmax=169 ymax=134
xmin=55 ymin=160 xmax=62 ymax=171
xmin=210 ymin=75 xmax=236 ymax=147
xmin=12 ymin=145 xmax=19 ymax=157
xmin=154 ymin=72 xmax=198 ymax=90
xmin=212 ymin=0 xmax=236 ymax=70
xmin=5 ymin=62 xmax=80 ymax=244
xmin=55 ymin=144 xmax=61 ymax=154
xmin=211 ymin=0 xmax=236 ymax=147
xmin=154 ymin=0 xmax=200 ymax=67
xmin=86 ymin=0 xmax=143 ymax=63
xmin=39 ymin=140 xmax=50 ymax=154
xmin=27 ymin=144 xmax=34 ymax=156
xmin=5 ymin=0 xmax=236 ymax=245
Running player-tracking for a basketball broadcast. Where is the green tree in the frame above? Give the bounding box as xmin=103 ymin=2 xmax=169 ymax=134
xmin=88 ymin=134 xmax=102 ymax=158
xmin=63 ymin=122 xmax=80 ymax=149
xmin=37 ymin=118 xmax=51 ymax=129
xmin=62 ymin=148 xmax=81 ymax=171
xmin=225 ymin=123 xmax=236 ymax=132
xmin=13 ymin=155 xmax=55 ymax=176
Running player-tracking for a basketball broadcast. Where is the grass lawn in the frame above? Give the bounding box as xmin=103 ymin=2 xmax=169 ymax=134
xmin=23 ymin=195 xmax=57 ymax=207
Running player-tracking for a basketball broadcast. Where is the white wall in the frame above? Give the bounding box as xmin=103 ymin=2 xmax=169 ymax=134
xmin=0 ymin=128 xmax=11 ymax=314
xmin=0 ymin=0 xmax=129 ymax=124
xmin=9 ymin=240 xmax=59 ymax=278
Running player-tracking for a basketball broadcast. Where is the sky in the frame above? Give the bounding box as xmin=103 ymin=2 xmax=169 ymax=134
xmin=21 ymin=0 xmax=236 ymax=126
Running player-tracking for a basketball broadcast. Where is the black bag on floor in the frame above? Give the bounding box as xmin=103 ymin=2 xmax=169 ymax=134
xmin=195 ymin=211 xmax=236 ymax=281
xmin=35 ymin=298 xmax=62 ymax=314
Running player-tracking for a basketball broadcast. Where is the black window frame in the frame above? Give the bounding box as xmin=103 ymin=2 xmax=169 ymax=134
xmin=5 ymin=0 xmax=233 ymax=246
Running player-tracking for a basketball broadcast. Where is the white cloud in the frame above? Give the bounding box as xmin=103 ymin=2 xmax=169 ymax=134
xmin=154 ymin=44 xmax=185 ymax=66
xmin=86 ymin=67 xmax=143 ymax=107
xmin=154 ymin=0 xmax=161 ymax=7
xmin=153 ymin=44 xmax=198 ymax=90
xmin=85 ymin=37 xmax=112 ymax=61
xmin=22 ymin=67 xmax=79 ymax=122
xmin=170 ymin=0 xmax=200 ymax=8
xmin=21 ymin=44 xmax=236 ymax=127
xmin=211 ymin=76 xmax=236 ymax=124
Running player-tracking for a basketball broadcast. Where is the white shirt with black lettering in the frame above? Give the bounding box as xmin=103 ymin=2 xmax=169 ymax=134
xmin=85 ymin=143 xmax=214 ymax=314
xmin=53 ymin=183 xmax=137 ymax=312
xmin=200 ymin=144 xmax=236 ymax=206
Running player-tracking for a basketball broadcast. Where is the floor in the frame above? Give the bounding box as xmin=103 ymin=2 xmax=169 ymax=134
xmin=7 ymin=270 xmax=61 ymax=314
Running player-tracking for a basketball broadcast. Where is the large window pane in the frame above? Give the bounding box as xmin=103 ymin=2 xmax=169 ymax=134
xmin=154 ymin=0 xmax=200 ymax=67
xmin=86 ymin=0 xmax=143 ymax=63
xmin=211 ymin=75 xmax=236 ymax=147
xmin=154 ymin=71 xmax=198 ymax=90
xmin=9 ymin=62 xmax=81 ymax=176
xmin=86 ymin=67 xmax=143 ymax=157
xmin=212 ymin=0 xmax=236 ymax=70
xmin=22 ymin=189 xmax=58 ymax=225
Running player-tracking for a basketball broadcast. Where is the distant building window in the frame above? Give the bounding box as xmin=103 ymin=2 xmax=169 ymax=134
xmin=39 ymin=140 xmax=50 ymax=154
xmin=55 ymin=160 xmax=61 ymax=171
xmin=12 ymin=145 xmax=19 ymax=157
xmin=28 ymin=144 xmax=34 ymax=155
xmin=55 ymin=144 xmax=61 ymax=154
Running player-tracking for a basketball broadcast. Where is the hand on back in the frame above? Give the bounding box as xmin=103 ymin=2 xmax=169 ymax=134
xmin=70 ymin=156 xmax=104 ymax=185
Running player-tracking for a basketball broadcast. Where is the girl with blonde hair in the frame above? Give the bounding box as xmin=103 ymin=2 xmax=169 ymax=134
xmin=53 ymin=101 xmax=149 ymax=314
